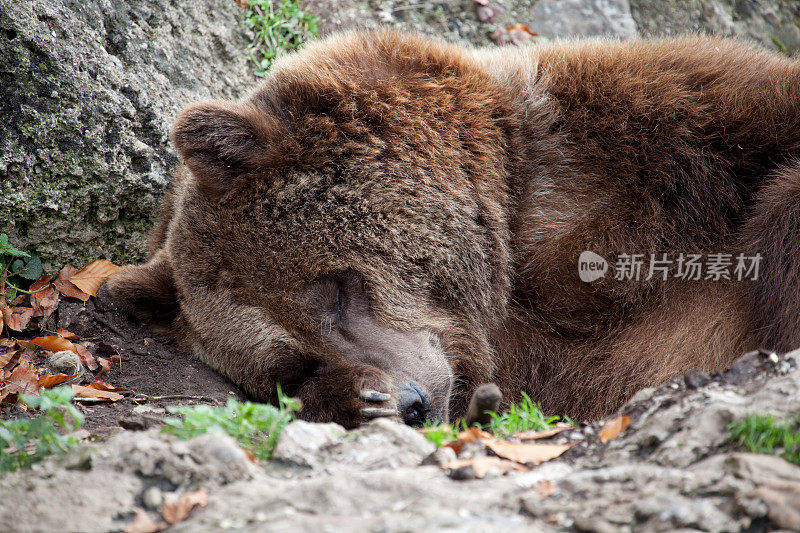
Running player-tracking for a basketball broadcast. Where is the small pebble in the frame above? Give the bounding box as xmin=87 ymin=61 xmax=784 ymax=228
xmin=142 ymin=487 xmax=163 ymax=510
xmin=421 ymin=446 xmax=457 ymax=467
xmin=684 ymin=369 xmax=711 ymax=389
xmin=49 ymin=350 xmax=82 ymax=375
xmin=449 ymin=465 xmax=476 ymax=481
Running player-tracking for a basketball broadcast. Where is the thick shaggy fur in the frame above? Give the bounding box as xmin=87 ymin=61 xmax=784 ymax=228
xmin=108 ymin=31 xmax=800 ymax=424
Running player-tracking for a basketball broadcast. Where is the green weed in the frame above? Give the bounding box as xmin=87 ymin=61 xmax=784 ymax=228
xmin=421 ymin=420 xmax=459 ymax=447
xmin=0 ymin=386 xmax=85 ymax=473
xmin=487 ymin=392 xmax=561 ymax=437
xmin=0 ymin=233 xmax=43 ymax=301
xmin=421 ymin=392 xmax=566 ymax=446
xmin=244 ymin=0 xmax=319 ymax=77
xmin=162 ymin=386 xmax=300 ymax=460
xmin=728 ymin=412 xmax=800 ymax=464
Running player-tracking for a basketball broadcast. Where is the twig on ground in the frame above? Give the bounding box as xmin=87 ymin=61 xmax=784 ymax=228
xmin=129 ymin=394 xmax=222 ymax=405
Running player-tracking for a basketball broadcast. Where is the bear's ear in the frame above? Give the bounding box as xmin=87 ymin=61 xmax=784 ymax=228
xmin=105 ymin=251 xmax=180 ymax=331
xmin=171 ymin=100 xmax=274 ymax=199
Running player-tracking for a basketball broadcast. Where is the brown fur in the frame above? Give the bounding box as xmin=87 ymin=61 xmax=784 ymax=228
xmin=108 ymin=31 xmax=800 ymax=426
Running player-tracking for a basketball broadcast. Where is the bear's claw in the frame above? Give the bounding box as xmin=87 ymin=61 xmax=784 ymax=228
xmin=359 ymin=389 xmax=392 ymax=402
xmin=361 ymin=407 xmax=397 ymax=418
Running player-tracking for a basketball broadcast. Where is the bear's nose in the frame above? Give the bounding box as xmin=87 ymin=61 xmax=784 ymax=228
xmin=397 ymin=381 xmax=431 ymax=427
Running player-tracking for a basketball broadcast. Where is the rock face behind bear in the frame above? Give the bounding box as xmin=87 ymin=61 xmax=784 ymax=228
xmin=0 ymin=0 xmax=253 ymax=268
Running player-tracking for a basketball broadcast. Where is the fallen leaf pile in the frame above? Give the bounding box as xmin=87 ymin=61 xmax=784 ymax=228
xmin=425 ymin=416 xmax=632 ymax=481
xmin=0 ymin=258 xmax=128 ymax=406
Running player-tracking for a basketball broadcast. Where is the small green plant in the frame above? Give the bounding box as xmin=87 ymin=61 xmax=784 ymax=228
xmin=487 ymin=392 xmax=561 ymax=436
xmin=422 ymin=420 xmax=458 ymax=447
xmin=0 ymin=233 xmax=43 ymax=301
xmin=244 ymin=0 xmax=319 ymax=77
xmin=728 ymin=412 xmax=800 ymax=465
xmin=421 ymin=392 xmax=568 ymax=446
xmin=0 ymin=386 xmax=85 ymax=473
xmin=162 ymin=386 xmax=300 ymax=460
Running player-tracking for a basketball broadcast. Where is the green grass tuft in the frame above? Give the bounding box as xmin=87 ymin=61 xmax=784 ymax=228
xmin=161 ymin=385 xmax=300 ymax=460
xmin=0 ymin=386 xmax=85 ymax=473
xmin=244 ymin=0 xmax=319 ymax=77
xmin=487 ymin=391 xmax=561 ymax=437
xmin=421 ymin=392 xmax=567 ymax=446
xmin=421 ymin=421 xmax=459 ymax=447
xmin=728 ymin=412 xmax=800 ymax=464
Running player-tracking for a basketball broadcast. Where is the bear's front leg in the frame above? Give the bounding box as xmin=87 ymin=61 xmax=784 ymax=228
xmin=295 ymin=364 xmax=399 ymax=428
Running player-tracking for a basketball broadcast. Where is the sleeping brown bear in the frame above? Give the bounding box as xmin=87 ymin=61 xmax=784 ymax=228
xmin=107 ymin=30 xmax=800 ymax=428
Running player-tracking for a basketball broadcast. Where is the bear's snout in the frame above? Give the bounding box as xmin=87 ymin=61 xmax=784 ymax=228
xmin=397 ymin=381 xmax=432 ymax=427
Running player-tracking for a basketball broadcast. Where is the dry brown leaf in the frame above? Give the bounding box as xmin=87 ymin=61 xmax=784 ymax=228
xmin=515 ymin=423 xmax=573 ymax=440
xmin=70 ymin=259 xmax=120 ymax=297
xmin=0 ymin=338 xmax=16 ymax=349
xmin=2 ymin=360 xmax=40 ymax=399
xmin=598 ymin=415 xmax=631 ymax=443
xmin=56 ymin=330 xmax=81 ymax=341
xmin=29 ymin=274 xmax=54 ymax=292
xmin=3 ymin=306 xmax=33 ymax=332
xmin=125 ymin=510 xmax=167 ymax=533
xmin=161 ymin=488 xmax=208 ymax=524
xmin=457 ymin=427 xmax=494 ymax=442
xmin=507 ymin=23 xmax=538 ymax=46
xmin=71 ymin=384 xmax=123 ymax=402
xmin=0 ymin=350 xmax=19 ymax=369
xmin=486 ymin=440 xmax=574 ymax=465
xmin=9 ymin=295 xmax=25 ymax=306
xmin=53 ymin=265 xmax=91 ymax=302
xmin=31 ymin=335 xmax=77 ymax=353
xmin=444 ymin=456 xmax=529 ymax=478
xmin=38 ymin=373 xmax=78 ymax=388
xmin=507 ymin=23 xmax=537 ymax=35
xmin=96 ymin=356 xmax=110 ymax=378
xmin=31 ymin=285 xmax=59 ymax=319
xmin=86 ymin=380 xmax=131 ymax=393
xmin=31 ymin=335 xmax=98 ymax=371
xmin=74 ymin=343 xmax=98 ymax=371
xmin=29 ymin=274 xmax=58 ymax=319
xmin=444 ymin=426 xmax=494 ymax=453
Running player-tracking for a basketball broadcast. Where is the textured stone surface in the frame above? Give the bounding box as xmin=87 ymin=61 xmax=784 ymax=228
xmin=631 ymin=0 xmax=800 ymax=53
xmin=0 ymin=0 xmax=253 ymax=268
xmin=3 ymin=350 xmax=799 ymax=531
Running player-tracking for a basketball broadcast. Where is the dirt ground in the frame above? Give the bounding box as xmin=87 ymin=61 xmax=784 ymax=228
xmin=4 ymin=284 xmax=245 ymax=436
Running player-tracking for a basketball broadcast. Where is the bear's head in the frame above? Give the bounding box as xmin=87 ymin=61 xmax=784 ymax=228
xmin=107 ymin=30 xmax=520 ymax=427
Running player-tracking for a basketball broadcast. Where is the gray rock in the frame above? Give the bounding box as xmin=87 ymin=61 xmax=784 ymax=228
xmin=96 ymin=429 xmax=257 ymax=487
xmin=272 ymin=420 xmax=347 ymax=467
xmin=529 ymin=0 xmax=639 ymax=39
xmin=631 ymin=0 xmax=800 ymax=54
xmin=684 ymin=368 xmax=711 ymax=389
xmin=322 ymin=418 xmax=435 ymax=470
xmin=0 ymin=0 xmax=253 ymax=267
xmin=421 ymin=446 xmax=457 ymax=467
